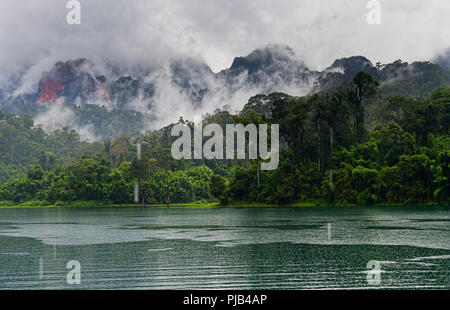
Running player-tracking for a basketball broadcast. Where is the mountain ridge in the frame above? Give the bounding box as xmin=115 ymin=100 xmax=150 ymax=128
xmin=1 ymin=44 xmax=449 ymax=138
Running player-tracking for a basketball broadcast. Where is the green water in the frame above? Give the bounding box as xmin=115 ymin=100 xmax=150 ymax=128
xmin=0 ymin=205 xmax=448 ymax=289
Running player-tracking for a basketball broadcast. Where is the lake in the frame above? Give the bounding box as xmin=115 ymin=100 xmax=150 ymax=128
xmin=0 ymin=205 xmax=449 ymax=289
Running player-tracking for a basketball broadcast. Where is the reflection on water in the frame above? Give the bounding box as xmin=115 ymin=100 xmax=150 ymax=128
xmin=0 ymin=205 xmax=448 ymax=289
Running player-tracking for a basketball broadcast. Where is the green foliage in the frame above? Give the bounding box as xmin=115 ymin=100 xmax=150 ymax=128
xmin=1 ymin=75 xmax=449 ymax=207
xmin=0 ymin=109 xmax=101 ymax=183
xmin=209 ymin=174 xmax=230 ymax=205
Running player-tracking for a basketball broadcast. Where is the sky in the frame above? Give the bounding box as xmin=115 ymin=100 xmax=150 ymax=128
xmin=0 ymin=0 xmax=449 ymax=88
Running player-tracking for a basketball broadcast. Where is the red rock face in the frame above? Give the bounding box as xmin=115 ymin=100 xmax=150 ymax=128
xmin=89 ymin=81 xmax=110 ymax=101
xmin=36 ymin=71 xmax=65 ymax=103
xmin=102 ymin=85 xmax=110 ymax=101
xmin=35 ymin=59 xmax=111 ymax=104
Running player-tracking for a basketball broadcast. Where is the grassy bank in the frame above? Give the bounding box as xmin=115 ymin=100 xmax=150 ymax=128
xmin=0 ymin=200 xmax=220 ymax=209
xmin=220 ymin=201 xmax=318 ymax=207
xmin=0 ymin=200 xmax=445 ymax=209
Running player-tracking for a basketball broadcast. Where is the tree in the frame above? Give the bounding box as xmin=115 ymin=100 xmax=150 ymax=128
xmin=65 ymin=158 xmax=111 ymax=201
xmin=131 ymin=155 xmax=152 ymax=205
xmin=349 ymin=72 xmax=380 ymax=142
xmin=233 ymin=109 xmax=266 ymax=186
xmin=209 ymin=174 xmax=230 ymax=205
xmin=27 ymin=165 xmax=44 ymax=181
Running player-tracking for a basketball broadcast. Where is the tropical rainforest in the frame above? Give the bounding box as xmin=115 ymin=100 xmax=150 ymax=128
xmin=0 ymin=71 xmax=449 ymax=206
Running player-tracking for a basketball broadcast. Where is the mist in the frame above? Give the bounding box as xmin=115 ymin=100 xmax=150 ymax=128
xmin=0 ymin=0 xmax=449 ymax=137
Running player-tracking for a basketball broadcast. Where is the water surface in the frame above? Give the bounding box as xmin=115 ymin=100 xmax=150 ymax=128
xmin=0 ymin=205 xmax=449 ymax=289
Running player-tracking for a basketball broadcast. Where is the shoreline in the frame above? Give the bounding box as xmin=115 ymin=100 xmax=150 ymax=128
xmin=0 ymin=201 xmax=446 ymax=209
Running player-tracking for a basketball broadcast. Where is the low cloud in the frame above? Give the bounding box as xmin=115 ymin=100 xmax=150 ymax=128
xmin=34 ymin=104 xmax=99 ymax=141
xmin=0 ymin=0 xmax=448 ymax=137
xmin=1 ymin=0 xmax=448 ymax=88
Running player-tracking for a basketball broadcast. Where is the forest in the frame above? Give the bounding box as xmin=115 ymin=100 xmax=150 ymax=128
xmin=0 ymin=72 xmax=449 ymax=206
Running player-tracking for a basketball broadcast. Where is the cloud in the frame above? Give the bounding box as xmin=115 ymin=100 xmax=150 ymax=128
xmin=33 ymin=104 xmax=99 ymax=141
xmin=0 ymin=0 xmax=448 ymax=81
xmin=0 ymin=0 xmax=449 ymax=136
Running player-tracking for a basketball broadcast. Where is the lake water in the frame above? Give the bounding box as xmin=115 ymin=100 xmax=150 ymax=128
xmin=0 ymin=205 xmax=449 ymax=289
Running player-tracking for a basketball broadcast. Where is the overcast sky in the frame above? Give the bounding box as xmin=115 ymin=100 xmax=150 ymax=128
xmin=0 ymin=0 xmax=449 ymax=88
